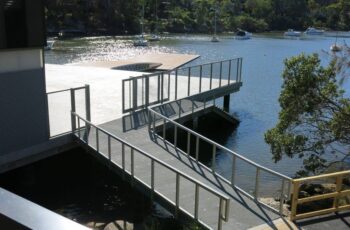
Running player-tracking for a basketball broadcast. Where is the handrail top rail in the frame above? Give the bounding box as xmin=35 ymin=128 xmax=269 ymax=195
xmin=293 ymin=170 xmax=350 ymax=183
xmin=72 ymin=112 xmax=230 ymax=201
xmin=148 ymin=107 xmax=292 ymax=181
xmin=124 ymin=57 xmax=243 ymax=81
xmin=47 ymin=85 xmax=88 ymax=95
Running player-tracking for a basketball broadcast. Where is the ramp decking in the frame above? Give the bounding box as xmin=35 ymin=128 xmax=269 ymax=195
xmin=75 ymin=110 xmax=280 ymax=230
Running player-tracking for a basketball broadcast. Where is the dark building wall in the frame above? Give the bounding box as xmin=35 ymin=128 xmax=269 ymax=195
xmin=0 ymin=68 xmax=49 ymax=155
xmin=0 ymin=0 xmax=45 ymax=49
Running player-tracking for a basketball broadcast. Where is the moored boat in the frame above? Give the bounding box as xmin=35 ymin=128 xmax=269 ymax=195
xmin=284 ymin=29 xmax=301 ymax=37
xmin=235 ymin=30 xmax=252 ymax=40
xmin=304 ymin=27 xmax=324 ymax=35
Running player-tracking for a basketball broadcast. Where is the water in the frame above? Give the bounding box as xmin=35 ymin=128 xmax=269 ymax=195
xmin=45 ymin=34 xmax=350 ymax=182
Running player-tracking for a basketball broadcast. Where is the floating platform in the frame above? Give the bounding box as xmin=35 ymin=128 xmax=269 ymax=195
xmin=76 ymin=53 xmax=200 ymax=71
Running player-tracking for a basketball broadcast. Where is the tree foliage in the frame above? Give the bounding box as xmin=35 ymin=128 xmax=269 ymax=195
xmin=264 ymin=53 xmax=350 ymax=176
xmin=44 ymin=0 xmax=350 ymax=35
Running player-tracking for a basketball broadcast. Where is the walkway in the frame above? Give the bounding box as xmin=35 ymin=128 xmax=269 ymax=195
xmin=76 ymin=112 xmax=281 ymax=229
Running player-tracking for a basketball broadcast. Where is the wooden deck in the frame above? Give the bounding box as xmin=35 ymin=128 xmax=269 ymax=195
xmin=79 ymin=112 xmax=280 ymax=230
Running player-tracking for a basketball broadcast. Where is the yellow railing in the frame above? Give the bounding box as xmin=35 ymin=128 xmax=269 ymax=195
xmin=290 ymin=170 xmax=350 ymax=221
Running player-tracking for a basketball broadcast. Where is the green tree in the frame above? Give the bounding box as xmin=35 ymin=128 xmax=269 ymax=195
xmin=264 ymin=53 xmax=350 ymax=177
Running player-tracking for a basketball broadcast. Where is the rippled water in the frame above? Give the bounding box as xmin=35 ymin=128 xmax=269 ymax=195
xmin=45 ymin=34 xmax=350 ymax=184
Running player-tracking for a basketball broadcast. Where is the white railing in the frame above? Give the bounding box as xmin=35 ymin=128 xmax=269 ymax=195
xmin=47 ymin=85 xmax=90 ymax=137
xmin=122 ymin=58 xmax=242 ymax=113
xmin=72 ymin=112 xmax=230 ymax=230
xmin=148 ymin=96 xmax=293 ymax=215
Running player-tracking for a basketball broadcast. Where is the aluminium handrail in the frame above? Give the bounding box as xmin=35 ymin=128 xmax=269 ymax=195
xmin=72 ymin=112 xmax=230 ymax=229
xmin=149 ymin=106 xmax=292 ymax=181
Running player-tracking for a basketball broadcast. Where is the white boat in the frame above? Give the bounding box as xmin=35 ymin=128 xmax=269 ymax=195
xmin=235 ymin=30 xmax=252 ymax=40
xmin=330 ymin=44 xmax=342 ymax=52
xmin=44 ymin=40 xmax=55 ymax=50
xmin=148 ymin=34 xmax=161 ymax=42
xmin=134 ymin=2 xmax=148 ymax=47
xmin=304 ymin=27 xmax=324 ymax=35
xmin=284 ymin=29 xmax=301 ymax=37
xmin=330 ymin=33 xmax=342 ymax=52
xmin=133 ymin=36 xmax=148 ymax=47
xmin=211 ymin=36 xmax=219 ymax=42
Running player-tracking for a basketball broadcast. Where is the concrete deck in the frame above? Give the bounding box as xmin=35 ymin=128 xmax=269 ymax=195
xmin=75 ymin=53 xmax=200 ymax=71
xmin=46 ymin=64 xmax=225 ymax=136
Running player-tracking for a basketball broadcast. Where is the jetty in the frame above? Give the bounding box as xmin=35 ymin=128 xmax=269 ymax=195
xmin=48 ymin=57 xmax=291 ymax=229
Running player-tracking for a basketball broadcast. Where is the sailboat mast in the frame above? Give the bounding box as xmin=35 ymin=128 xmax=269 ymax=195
xmin=141 ymin=2 xmax=145 ymax=37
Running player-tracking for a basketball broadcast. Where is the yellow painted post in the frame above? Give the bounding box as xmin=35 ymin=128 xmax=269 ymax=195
xmin=290 ymin=180 xmax=300 ymax=221
xmin=333 ymin=175 xmax=343 ymax=210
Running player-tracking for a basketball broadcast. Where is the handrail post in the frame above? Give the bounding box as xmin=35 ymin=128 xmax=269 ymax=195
xmin=254 ymin=168 xmax=260 ymax=199
xmin=174 ymin=125 xmax=178 ymax=148
xmin=188 ymin=67 xmax=191 ymax=96
xmin=122 ymin=143 xmax=125 ymax=180
xmin=219 ymin=61 xmax=222 ymax=87
xmin=212 ymin=145 xmax=216 ymax=172
xmin=161 ymin=73 xmax=164 ymax=103
xmin=70 ymin=88 xmax=76 ymax=133
xmin=333 ymin=175 xmax=343 ymax=209
xmin=175 ymin=173 xmax=180 ymax=217
xmin=231 ymin=155 xmax=236 ymax=186
xmin=228 ymin=60 xmax=232 ymax=85
xmin=195 ymin=136 xmax=199 ymax=162
xmin=218 ymin=199 xmax=223 ymax=230
xmin=279 ymin=179 xmax=285 ymax=214
xmin=210 ymin=63 xmax=213 ymax=89
xmin=194 ymin=184 xmax=199 ymax=220
xmin=77 ymin=118 xmax=81 ymax=139
xmin=290 ymin=180 xmax=299 ymax=221
xmin=145 ymin=76 xmax=149 ymax=107
xmin=108 ymin=135 xmax=111 ymax=161
xmin=96 ymin=129 xmax=99 ymax=152
xmin=131 ymin=148 xmax=134 ymax=186
xmin=85 ymin=84 xmax=91 ymax=121
xmin=187 ymin=132 xmax=191 ymax=155
xmin=199 ymin=65 xmax=202 ymax=93
xmin=175 ymin=70 xmax=178 ymax=100
xmin=151 ymin=159 xmax=155 ymax=200
xmin=163 ymin=119 xmax=166 ymax=139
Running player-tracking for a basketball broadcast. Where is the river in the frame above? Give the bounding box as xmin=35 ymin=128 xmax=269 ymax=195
xmin=45 ymin=33 xmax=350 ymax=188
